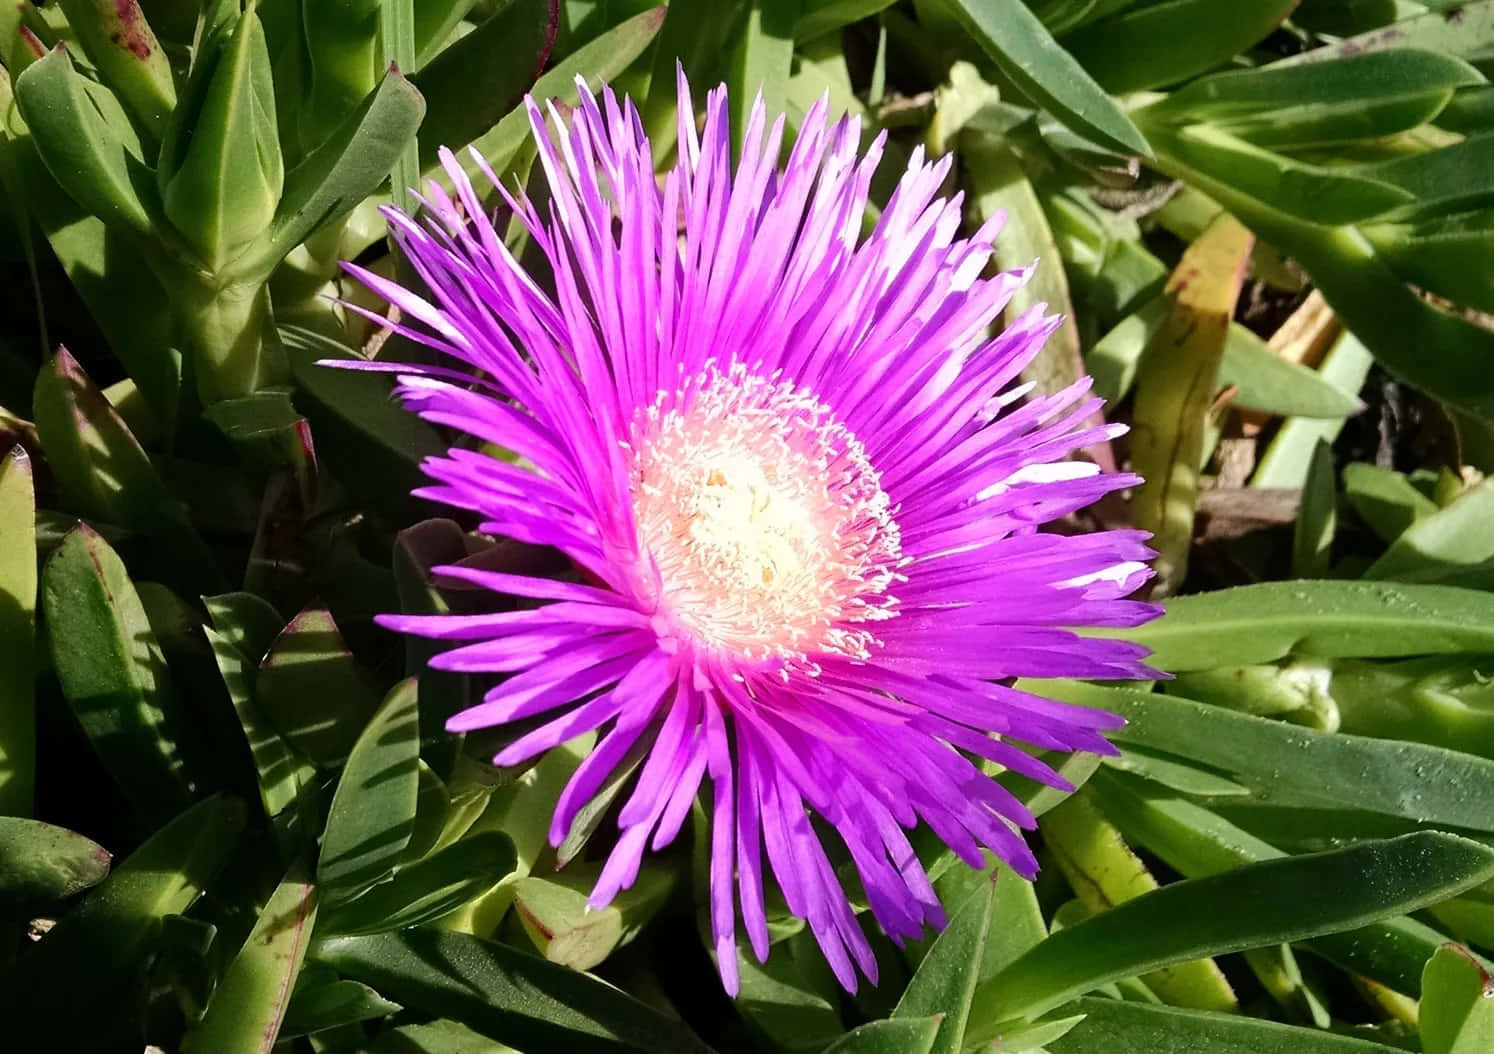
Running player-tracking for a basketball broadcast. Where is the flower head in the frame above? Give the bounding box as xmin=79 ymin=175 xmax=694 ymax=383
xmin=340 ymin=72 xmax=1159 ymax=994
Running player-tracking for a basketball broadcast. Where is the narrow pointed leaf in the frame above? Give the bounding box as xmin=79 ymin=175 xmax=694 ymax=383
xmin=0 ymin=446 xmax=36 ymax=815
xmin=893 ymin=878 xmax=994 ymax=1054
xmin=822 ymin=1016 xmax=942 ymax=1054
xmin=318 ymin=679 xmax=420 ymax=905
xmin=942 ymin=0 xmax=1149 ymax=157
xmin=968 ymin=832 xmax=1494 ymax=1028
xmin=42 ymin=525 xmax=194 ymax=823
xmin=322 ymin=831 xmax=516 ymax=936
xmin=183 ymin=872 xmax=317 ymax=1054
xmin=55 ymin=0 xmax=176 ymax=136
xmin=1050 ymin=997 xmax=1412 ymax=1053
xmin=315 ymin=927 xmax=715 ymax=1053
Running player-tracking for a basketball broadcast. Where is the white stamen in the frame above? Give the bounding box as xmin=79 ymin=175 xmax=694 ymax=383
xmin=630 ymin=363 xmax=902 ymax=665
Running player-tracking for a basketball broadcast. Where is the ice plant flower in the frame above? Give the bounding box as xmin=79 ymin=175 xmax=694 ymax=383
xmin=339 ymin=74 xmax=1160 ymax=994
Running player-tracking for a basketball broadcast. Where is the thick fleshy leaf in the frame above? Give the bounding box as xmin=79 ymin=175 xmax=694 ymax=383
xmin=256 ymin=605 xmax=386 ymax=766
xmin=1218 ymin=325 xmax=1363 ymax=419
xmin=729 ymin=0 xmax=800 ymax=153
xmin=1131 ymin=213 xmax=1253 ymax=595
xmin=822 ymin=1016 xmax=942 ymax=1054
xmin=321 ymin=831 xmax=516 ymax=936
xmin=204 ymin=623 xmax=319 ymax=839
xmin=943 ymin=0 xmax=1149 ymax=157
xmin=281 ymin=974 xmax=403 ymax=1038
xmin=892 ymin=878 xmax=994 ymax=1054
xmin=315 ymin=927 xmax=715 ymax=1053
xmin=1363 ymin=478 xmax=1494 ymax=583
xmin=1292 ymin=440 xmax=1337 ymax=578
xmin=0 ymin=446 xmax=36 ymax=815
xmin=42 ymin=524 xmax=194 ymax=823
xmin=1093 ymin=769 xmax=1470 ymax=997
xmin=317 ymin=678 xmax=420 ymax=905
xmin=1147 ymin=50 xmax=1483 ymax=149
xmin=1421 ymin=943 xmax=1494 ymax=1054
xmin=0 ymin=816 xmax=110 ymax=909
xmin=13 ymin=46 xmax=160 ymax=238
xmin=511 ymin=860 xmax=674 ymax=971
xmin=411 ymin=0 xmax=556 ymax=167
xmin=6 ymin=796 xmax=245 ymax=1050
xmin=1061 ymin=0 xmax=1297 ymax=94
xmin=966 ymin=832 xmax=1494 ymax=1029
xmin=1042 ymin=792 xmax=1236 ymax=1011
xmin=1049 ymin=998 xmax=1410 ymax=1054
xmin=182 ymin=872 xmax=317 ymax=1054
xmin=1112 ymin=580 xmax=1494 ymax=670
xmin=1251 ymin=330 xmax=1375 ymax=489
xmin=32 ymin=347 xmax=216 ymax=586
xmin=54 ymin=0 xmax=176 ymax=137
xmin=284 ymin=327 xmax=444 ymax=504
xmin=246 ymin=68 xmax=425 ymax=275
xmin=459 ymin=7 xmax=667 ymax=180
xmin=1047 ymin=686 xmax=1494 ymax=834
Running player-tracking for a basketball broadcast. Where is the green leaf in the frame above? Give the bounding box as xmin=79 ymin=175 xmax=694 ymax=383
xmin=322 ymin=832 xmax=516 ymax=936
xmin=183 ymin=871 xmax=317 ymax=1054
xmin=892 ymin=879 xmax=993 ymax=1054
xmin=1041 ymin=791 xmax=1237 ymax=1012
xmin=1130 ymin=213 xmax=1253 ymax=596
xmin=204 ymin=623 xmax=318 ymax=835
xmin=372 ymin=1020 xmax=522 ymax=1052
xmin=256 ymin=605 xmax=385 ymax=767
xmin=1343 ymin=462 xmax=1440 ymax=544
xmin=33 ymin=347 xmax=215 ymax=586
xmin=378 ymin=0 xmax=419 ymax=216
xmin=246 ymin=68 xmax=424 ymax=276
xmin=1141 ymin=123 xmax=1413 ymax=226
xmin=413 ymin=0 xmax=481 ymax=67
xmin=1094 ymin=769 xmax=1466 ymax=997
xmin=729 ymin=0 xmax=801 ymax=155
xmin=1293 ymin=440 xmax=1337 ymax=579
xmin=962 ymin=135 xmax=1090 ymax=412
xmin=733 ymin=938 xmax=844 ymax=1051
xmin=1061 ymin=0 xmax=1297 ymax=94
xmin=282 ymin=975 xmax=402 ymax=1038
xmin=204 ymin=591 xmax=287 ymax=664
xmin=1364 ymin=478 xmax=1494 ymax=583
xmin=1049 ymin=997 xmax=1411 ymax=1053
xmin=315 ymin=927 xmax=715 ymax=1053
xmin=1421 ymin=943 xmax=1494 ymax=1054
xmin=1252 ymin=329 xmax=1375 ymax=489
xmin=1357 ymin=133 xmax=1494 ymax=215
xmin=13 ymin=46 xmax=159 ymax=238
xmin=6 ymin=796 xmax=245 ymax=1050
xmin=1140 ymin=120 xmax=1494 ymax=420
xmin=0 ymin=446 xmax=36 ymax=815
xmin=1365 ymin=204 xmax=1494 ymax=317
xmin=511 ymin=860 xmax=675 ymax=971
xmin=1 ymin=70 xmax=181 ymax=423
xmin=42 ymin=524 xmax=194 ymax=823
xmin=458 ymin=7 xmax=666 ymax=180
xmin=54 ymin=0 xmax=176 ymax=137
xmin=821 ymin=1016 xmax=942 ymax=1054
xmin=317 ymin=679 xmax=420 ymax=906
xmin=796 ymin=0 xmax=900 ymax=41
xmin=282 ymin=327 xmax=445 ymax=504
xmin=1046 ymin=686 xmax=1494 ymax=834
xmin=1147 ymin=50 xmax=1484 ymax=149
xmin=640 ymin=0 xmax=743 ymax=160
xmin=1218 ymin=324 xmax=1364 ymax=419
xmin=967 ymin=832 xmax=1494 ymax=1029
xmin=412 ymin=0 xmax=554 ymax=168
xmin=1111 ymin=580 xmax=1494 ymax=670
xmin=939 ymin=0 xmax=1150 ymax=157
xmin=0 ymin=816 xmax=110 ymax=909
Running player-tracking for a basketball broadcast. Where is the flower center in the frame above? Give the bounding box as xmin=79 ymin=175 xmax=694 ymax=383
xmin=630 ymin=365 xmax=902 ymax=664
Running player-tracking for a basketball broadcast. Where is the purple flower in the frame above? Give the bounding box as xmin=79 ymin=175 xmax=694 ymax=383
xmin=339 ymin=73 xmax=1159 ymax=994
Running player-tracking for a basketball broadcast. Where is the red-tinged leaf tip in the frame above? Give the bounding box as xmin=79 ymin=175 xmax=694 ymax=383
xmin=18 ymin=25 xmax=45 ymax=59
